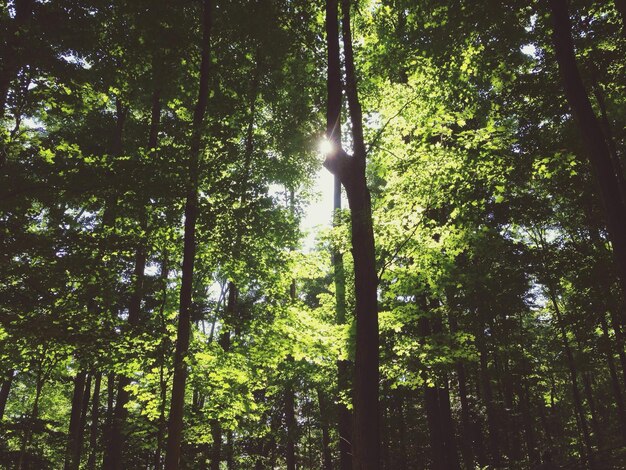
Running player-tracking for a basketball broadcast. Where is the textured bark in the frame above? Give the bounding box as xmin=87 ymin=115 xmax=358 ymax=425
xmin=550 ymin=0 xmax=626 ymax=302
xmin=324 ymin=1 xmax=380 ymax=467
xmin=164 ymin=0 xmax=212 ymax=467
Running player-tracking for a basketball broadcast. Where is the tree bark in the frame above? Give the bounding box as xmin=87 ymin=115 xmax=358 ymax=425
xmin=0 ymin=370 xmax=14 ymax=420
xmin=87 ymin=372 xmax=101 ymax=470
xmin=285 ymin=381 xmax=297 ymax=470
xmin=600 ymin=314 xmax=626 ymax=440
xmin=547 ymin=289 xmax=593 ymax=462
xmin=64 ymin=370 xmax=87 ymax=470
xmin=318 ymin=389 xmax=334 ymax=470
xmin=324 ymin=1 xmax=380 ymax=467
xmin=326 ymin=0 xmax=353 ymax=464
xmin=104 ymin=84 xmax=161 ymax=470
xmin=164 ymin=0 xmax=212 ymax=467
xmin=210 ymin=420 xmax=222 ymax=470
xmin=549 ymin=0 xmax=626 ymax=303
xmin=476 ymin=327 xmax=501 ymax=467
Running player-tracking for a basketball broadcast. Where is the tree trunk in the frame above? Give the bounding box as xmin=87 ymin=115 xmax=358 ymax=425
xmin=476 ymin=328 xmax=500 ymax=467
xmin=210 ymin=420 xmax=222 ymax=470
xmin=547 ymin=289 xmax=594 ymax=462
xmin=87 ymin=372 xmax=101 ymax=470
xmin=104 ymin=84 xmax=160 ymax=470
xmin=328 ymin=42 xmax=352 ymax=466
xmin=18 ymin=373 xmax=43 ymax=470
xmin=324 ymin=1 xmax=380 ymax=467
xmin=600 ymin=314 xmax=626 ymax=440
xmin=519 ymin=380 xmax=540 ymax=466
xmin=549 ymin=0 xmax=626 ymax=303
xmin=318 ymin=389 xmax=334 ymax=470
xmin=285 ymin=381 xmax=297 ymax=470
xmin=164 ymin=0 xmax=212 ymax=467
xmin=225 ymin=430 xmax=234 ymax=470
xmin=65 ymin=370 xmax=87 ymax=470
xmin=0 ymin=370 xmax=14 ymax=420
xmin=419 ymin=314 xmax=460 ymax=470
xmin=154 ymin=253 xmax=170 ymax=470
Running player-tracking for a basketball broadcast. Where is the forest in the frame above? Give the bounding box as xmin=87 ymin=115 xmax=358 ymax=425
xmin=2 ymin=0 xmax=626 ymax=468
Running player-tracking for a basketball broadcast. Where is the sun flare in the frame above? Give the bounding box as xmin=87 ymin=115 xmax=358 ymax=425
xmin=318 ymin=137 xmax=334 ymax=156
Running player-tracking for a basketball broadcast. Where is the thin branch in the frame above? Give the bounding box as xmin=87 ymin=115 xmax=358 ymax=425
xmin=365 ymin=93 xmax=418 ymax=156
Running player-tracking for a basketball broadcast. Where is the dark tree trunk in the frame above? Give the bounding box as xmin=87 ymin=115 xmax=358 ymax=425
xmin=519 ymin=380 xmax=540 ymax=466
xmin=76 ymin=373 xmax=92 ymax=466
xmin=285 ymin=381 xmax=297 ymax=470
xmin=424 ymin=386 xmax=445 ymax=469
xmin=600 ymin=315 xmax=626 ymax=440
xmin=608 ymin=309 xmax=626 ymax=391
xmin=18 ymin=371 xmax=44 ymax=470
xmin=476 ymin=329 xmax=500 ymax=467
xmin=154 ymin=253 xmax=169 ymax=470
xmin=317 ymin=389 xmax=334 ymax=470
xmin=447 ymin=304 xmax=478 ymax=468
xmin=324 ymin=1 xmax=380 ymax=467
xmin=580 ymin=364 xmax=602 ymax=447
xmin=328 ymin=13 xmax=353 ymax=465
xmin=64 ymin=370 xmax=87 ymax=470
xmin=225 ymin=430 xmax=234 ymax=470
xmin=547 ymin=289 xmax=593 ymax=462
xmin=104 ymin=84 xmax=160 ymax=470
xmin=210 ymin=420 xmax=222 ymax=470
xmin=87 ymin=372 xmax=101 ymax=470
xmin=591 ymin=80 xmax=626 ymax=207
xmin=420 ymin=314 xmax=460 ymax=470
xmin=164 ymin=0 xmax=212 ymax=468
xmin=0 ymin=370 xmax=14 ymax=420
xmin=455 ymin=363 xmax=476 ymax=468
xmin=549 ymin=0 xmax=626 ymax=302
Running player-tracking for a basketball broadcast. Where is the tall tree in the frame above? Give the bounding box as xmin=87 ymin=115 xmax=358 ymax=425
xmin=164 ymin=0 xmax=213 ymax=467
xmin=549 ymin=0 xmax=626 ymax=302
xmin=324 ymin=0 xmax=380 ymax=467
